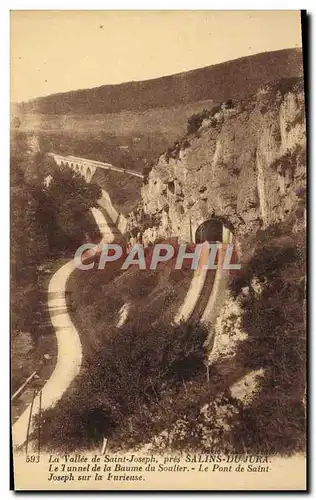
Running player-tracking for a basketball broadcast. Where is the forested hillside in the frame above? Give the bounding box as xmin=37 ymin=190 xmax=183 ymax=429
xmin=16 ymin=48 xmax=302 ymax=114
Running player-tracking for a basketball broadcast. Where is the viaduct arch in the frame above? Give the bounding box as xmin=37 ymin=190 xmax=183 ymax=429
xmin=49 ymin=153 xmax=144 ymax=183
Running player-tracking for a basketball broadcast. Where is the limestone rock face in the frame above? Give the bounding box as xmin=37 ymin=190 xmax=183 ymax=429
xmin=129 ymin=78 xmax=306 ymax=246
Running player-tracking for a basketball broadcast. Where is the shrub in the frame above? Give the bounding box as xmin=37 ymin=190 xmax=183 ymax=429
xmin=187 ymin=109 xmax=211 ymax=134
xmin=164 ymin=141 xmax=186 ymax=163
xmin=37 ymin=320 xmax=209 ymax=451
xmin=271 ymin=144 xmax=305 ymax=179
xmin=181 ymin=138 xmax=191 ymax=149
xmin=187 ymin=104 xmax=223 ymax=135
xmin=224 ymin=99 xmax=234 ymax=109
xmin=187 ymin=113 xmax=204 ymax=135
xmin=210 ymin=103 xmax=222 ymax=115
xmin=271 ymin=125 xmax=282 ymax=143
xmin=291 ymin=107 xmax=306 ymax=129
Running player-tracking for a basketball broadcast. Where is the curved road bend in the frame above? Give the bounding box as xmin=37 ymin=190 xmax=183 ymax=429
xmin=200 ymin=245 xmax=229 ymax=325
xmin=174 ymin=267 xmax=208 ymax=324
xmin=12 ymin=207 xmax=114 ymax=449
xmin=174 ymin=243 xmax=229 ymax=326
xmin=173 ymin=242 xmax=210 ymax=325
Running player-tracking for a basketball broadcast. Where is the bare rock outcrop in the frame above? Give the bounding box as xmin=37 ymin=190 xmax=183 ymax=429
xmin=129 ymin=78 xmax=306 ymax=248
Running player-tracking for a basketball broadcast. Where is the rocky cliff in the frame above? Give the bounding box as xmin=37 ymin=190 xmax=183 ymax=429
xmin=129 ymin=77 xmax=306 ymax=248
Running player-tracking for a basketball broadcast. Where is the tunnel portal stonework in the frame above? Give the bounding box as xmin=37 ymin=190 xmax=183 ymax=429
xmin=194 ymin=217 xmax=234 ymax=244
xmin=177 ymin=211 xmax=234 ymax=245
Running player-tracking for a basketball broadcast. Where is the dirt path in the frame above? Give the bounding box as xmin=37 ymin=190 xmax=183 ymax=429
xmin=12 ymin=207 xmax=114 ymax=449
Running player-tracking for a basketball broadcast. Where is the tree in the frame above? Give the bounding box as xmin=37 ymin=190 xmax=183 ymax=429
xmin=11 ymin=185 xmax=48 ymax=283
xmin=39 ymin=165 xmax=102 ymax=252
xmin=11 ymin=116 xmax=21 ymax=129
xmin=11 ymin=142 xmax=102 ymax=341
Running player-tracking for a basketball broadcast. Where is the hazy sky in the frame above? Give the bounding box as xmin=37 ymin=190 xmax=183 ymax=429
xmin=11 ymin=10 xmax=302 ymax=103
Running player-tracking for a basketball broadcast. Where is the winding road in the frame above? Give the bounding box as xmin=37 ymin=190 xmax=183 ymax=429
xmin=12 ymin=208 xmax=114 ymax=449
xmin=12 ymin=202 xmax=228 ymax=449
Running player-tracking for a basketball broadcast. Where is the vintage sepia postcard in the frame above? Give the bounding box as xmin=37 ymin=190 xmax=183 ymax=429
xmin=10 ymin=10 xmax=307 ymax=491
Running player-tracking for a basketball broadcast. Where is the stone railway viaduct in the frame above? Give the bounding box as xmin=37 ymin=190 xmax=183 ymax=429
xmin=49 ymin=153 xmax=233 ymax=245
xmin=48 ymin=153 xmax=144 ymax=183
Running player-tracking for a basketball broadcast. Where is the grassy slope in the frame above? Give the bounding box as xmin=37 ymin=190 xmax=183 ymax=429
xmin=66 ymin=237 xmax=193 ymax=356
xmin=37 ymin=234 xmax=202 ymax=450
xmin=17 ymin=99 xmax=216 ymax=142
xmin=37 ymin=214 xmax=305 ymax=455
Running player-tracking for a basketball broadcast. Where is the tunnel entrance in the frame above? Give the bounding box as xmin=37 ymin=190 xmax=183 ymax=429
xmin=194 ymin=217 xmax=237 ymax=267
xmin=194 ymin=217 xmax=234 ymax=244
xmin=195 ymin=219 xmax=222 ymax=243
